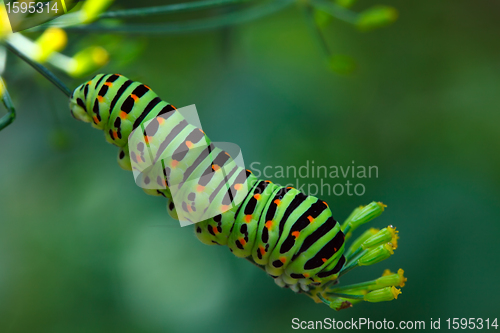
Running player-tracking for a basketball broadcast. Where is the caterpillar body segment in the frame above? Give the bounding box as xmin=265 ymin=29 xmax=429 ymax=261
xmin=69 ymin=73 xmax=346 ymax=290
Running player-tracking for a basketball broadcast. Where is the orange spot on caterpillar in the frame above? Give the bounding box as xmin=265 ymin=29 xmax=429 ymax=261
xmin=253 ymin=194 xmax=261 ymax=200
xmin=265 ymin=180 xmax=271 ymax=184
xmin=323 ymin=201 xmax=328 ymax=207
xmin=212 ymin=164 xmax=220 ymax=171
xmin=322 ymin=258 xmax=327 ymax=263
xmin=234 ymin=183 xmax=242 ymax=191
xmin=97 ymin=96 xmax=104 ymax=103
xmin=144 ymin=85 xmax=151 ymax=90
xmin=197 ymin=185 xmax=205 ymax=192
xmin=136 ymin=155 xmax=143 ymax=163
xmin=303 ymin=273 xmax=310 ymax=278
xmin=239 ymin=238 xmax=247 ymax=246
xmin=112 ymin=130 xmax=118 ymax=140
xmin=87 ymin=81 xmax=92 ymax=85
xmin=246 ymin=169 xmax=252 ymax=174
xmin=274 ymin=199 xmax=281 ymax=206
xmin=104 ymin=82 xmax=113 ymax=87
xmin=287 ymin=187 xmax=294 ymax=189
xmin=171 ymin=160 xmax=179 ymax=168
xmin=144 ymin=136 xmax=149 ymax=144
xmin=279 ymin=257 xmax=286 ymax=264
xmin=259 ymin=246 xmax=266 ymax=256
xmin=245 ymin=215 xmax=252 ymax=223
xmin=225 ymin=152 xmax=231 ymax=157
xmin=265 ymin=220 xmax=273 ymax=229
xmin=120 ymin=111 xmax=128 ymax=120
xmin=291 ymin=231 xmax=300 ymax=239
xmin=220 ymin=205 xmax=230 ymax=212
xmin=212 ymin=226 xmax=219 ymax=235
xmin=157 ymin=117 xmax=165 ymax=125
xmin=307 ymin=216 xmax=314 ymax=223
xmin=131 ymin=94 xmax=139 ymax=102
xmin=186 ymin=141 xmax=193 ymax=149
xmin=93 ymin=116 xmax=99 ymax=124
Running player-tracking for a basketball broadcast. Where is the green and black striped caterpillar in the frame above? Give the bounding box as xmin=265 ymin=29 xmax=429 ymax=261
xmin=69 ymin=74 xmax=404 ymax=309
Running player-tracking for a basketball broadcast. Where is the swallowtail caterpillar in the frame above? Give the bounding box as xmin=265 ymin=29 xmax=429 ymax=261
xmin=69 ymin=74 xmax=405 ymax=310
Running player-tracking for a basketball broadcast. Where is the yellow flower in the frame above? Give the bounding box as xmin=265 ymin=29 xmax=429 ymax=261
xmin=0 ymin=3 xmax=12 ymax=39
xmin=33 ymin=28 xmax=68 ymax=62
xmin=81 ymin=0 xmax=114 ymax=24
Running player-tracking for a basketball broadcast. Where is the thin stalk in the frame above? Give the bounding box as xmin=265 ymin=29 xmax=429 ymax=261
xmin=329 ymin=280 xmax=375 ymax=293
xmin=346 ymin=245 xmax=363 ymax=262
xmin=316 ymin=293 xmax=331 ymax=305
xmin=302 ymin=5 xmax=331 ymax=58
xmin=0 ymin=78 xmax=16 ymax=131
xmin=326 ymin=292 xmax=364 ymax=300
xmin=343 ymin=248 xmax=367 ymax=270
xmin=309 ymin=0 xmax=358 ymax=25
xmin=99 ymin=0 xmax=250 ymax=19
xmin=338 ymin=261 xmax=358 ymax=277
xmin=65 ymin=0 xmax=294 ymax=34
xmin=5 ymin=43 xmax=71 ymax=98
xmin=338 ymin=249 xmax=367 ymax=278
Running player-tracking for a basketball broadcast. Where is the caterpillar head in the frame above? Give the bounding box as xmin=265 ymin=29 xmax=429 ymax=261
xmin=69 ymin=83 xmax=93 ymax=124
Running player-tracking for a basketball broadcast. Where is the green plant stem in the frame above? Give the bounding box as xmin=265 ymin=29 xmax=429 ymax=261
xmin=344 ymin=248 xmax=367 ymax=269
xmin=338 ymin=259 xmax=359 ymax=278
xmin=316 ymin=293 xmax=331 ymax=305
xmin=5 ymin=42 xmax=71 ymax=98
xmin=329 ymin=280 xmax=375 ymax=292
xmin=309 ymin=0 xmax=358 ymax=25
xmin=326 ymin=292 xmax=364 ymax=300
xmin=346 ymin=245 xmax=363 ymax=262
xmin=0 ymin=78 xmax=16 ymax=131
xmin=99 ymin=0 xmax=250 ymax=19
xmin=65 ymin=0 xmax=294 ymax=34
xmin=302 ymin=5 xmax=331 ymax=58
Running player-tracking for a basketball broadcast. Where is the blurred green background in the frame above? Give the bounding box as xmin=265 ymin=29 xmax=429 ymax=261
xmin=1 ymin=0 xmax=500 ymax=332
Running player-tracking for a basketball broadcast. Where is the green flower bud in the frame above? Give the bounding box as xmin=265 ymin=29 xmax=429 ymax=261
xmin=364 ymin=286 xmax=401 ymax=302
xmin=68 ymin=46 xmax=109 ymax=77
xmin=371 ymin=268 xmax=406 ymax=288
xmin=362 ymin=225 xmax=399 ymax=250
xmin=349 ymin=202 xmax=386 ymax=230
xmin=344 ymin=228 xmax=379 ymax=258
xmin=356 ymin=5 xmax=398 ymax=32
xmin=358 ymin=243 xmax=394 ymax=266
